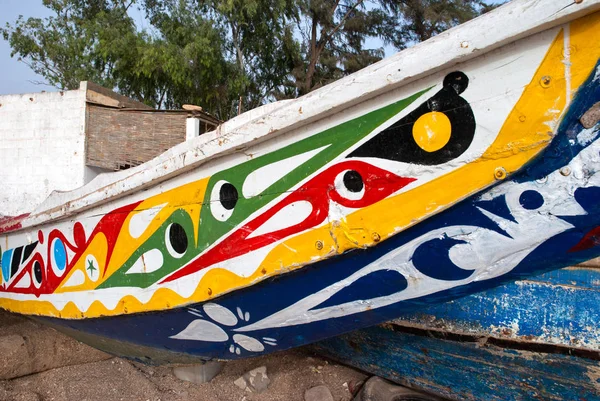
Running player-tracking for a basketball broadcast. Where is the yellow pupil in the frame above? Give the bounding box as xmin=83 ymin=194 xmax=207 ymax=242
xmin=412 ymin=111 xmax=452 ymax=153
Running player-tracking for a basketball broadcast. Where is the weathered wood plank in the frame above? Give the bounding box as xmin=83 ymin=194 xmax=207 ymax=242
xmin=392 ymin=267 xmax=600 ymax=349
xmin=84 ymin=81 xmax=153 ymax=110
xmin=314 ymin=325 xmax=600 ymax=401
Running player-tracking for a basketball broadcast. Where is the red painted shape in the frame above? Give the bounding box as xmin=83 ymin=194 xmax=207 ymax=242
xmin=5 ymin=253 xmax=45 ymax=296
xmin=73 ymin=222 xmax=86 ymax=248
xmin=1 ymin=201 xmax=142 ymax=296
xmin=48 ymin=200 xmax=142 ymax=289
xmin=569 ymin=226 xmax=600 ymax=252
xmin=0 ymin=213 xmax=29 ymax=234
xmin=162 ymin=161 xmax=415 ymax=283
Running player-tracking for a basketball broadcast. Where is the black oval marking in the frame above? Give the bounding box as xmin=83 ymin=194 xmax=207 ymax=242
xmin=22 ymin=241 xmax=38 ymax=262
xmin=169 ymin=223 xmax=188 ymax=255
xmin=220 ymin=183 xmax=238 ymax=210
xmin=33 ymin=261 xmax=43 ymax=284
xmin=343 ymin=170 xmax=364 ymax=193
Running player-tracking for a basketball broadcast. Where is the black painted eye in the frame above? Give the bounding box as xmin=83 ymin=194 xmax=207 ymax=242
xmin=166 ymin=223 xmax=188 ymax=258
xmin=33 ymin=261 xmax=43 ymax=287
xmin=343 ymin=170 xmax=364 ymax=193
xmin=219 ymin=183 xmax=238 ymax=210
xmin=211 ymin=180 xmax=238 ymax=221
xmin=335 ymin=169 xmax=366 ymax=201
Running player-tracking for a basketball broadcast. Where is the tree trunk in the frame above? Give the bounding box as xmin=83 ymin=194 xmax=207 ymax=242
xmin=303 ymin=13 xmax=319 ymax=95
xmin=231 ymin=22 xmax=246 ymax=113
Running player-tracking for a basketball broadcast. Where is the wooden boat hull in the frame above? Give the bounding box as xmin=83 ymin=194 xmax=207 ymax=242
xmin=1 ymin=1 xmax=600 ymax=362
xmin=37 ymin=72 xmax=600 ymax=360
xmin=314 ymin=266 xmax=600 ymax=400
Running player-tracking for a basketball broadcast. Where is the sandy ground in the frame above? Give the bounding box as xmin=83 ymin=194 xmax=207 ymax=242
xmin=0 ymin=310 xmax=368 ymax=401
xmin=4 ymin=351 xmax=367 ymax=401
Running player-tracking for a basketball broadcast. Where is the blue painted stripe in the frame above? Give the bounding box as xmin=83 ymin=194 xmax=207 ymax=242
xmin=395 ymin=267 xmax=600 ymax=348
xmin=1 ymin=249 xmax=13 ymax=282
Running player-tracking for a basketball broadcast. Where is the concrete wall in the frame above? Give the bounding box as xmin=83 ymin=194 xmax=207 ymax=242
xmin=0 ymin=88 xmax=88 ymax=216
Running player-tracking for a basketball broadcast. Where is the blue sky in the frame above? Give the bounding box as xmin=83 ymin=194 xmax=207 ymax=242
xmin=0 ymin=1 xmax=53 ymax=95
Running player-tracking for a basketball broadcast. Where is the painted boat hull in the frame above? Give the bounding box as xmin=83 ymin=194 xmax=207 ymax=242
xmin=1 ymin=1 xmax=600 ymax=363
xmin=314 ymin=266 xmax=600 ymax=400
xmin=39 ymin=74 xmax=600 ymax=360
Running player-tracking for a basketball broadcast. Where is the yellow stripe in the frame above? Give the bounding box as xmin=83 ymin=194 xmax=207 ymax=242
xmin=3 ymin=12 xmax=600 ymax=318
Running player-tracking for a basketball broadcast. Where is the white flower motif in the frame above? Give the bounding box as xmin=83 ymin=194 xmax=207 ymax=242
xmin=170 ymin=303 xmax=277 ymax=354
xmin=233 ymin=334 xmax=264 ymax=352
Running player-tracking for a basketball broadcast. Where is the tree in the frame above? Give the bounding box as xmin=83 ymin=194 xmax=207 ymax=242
xmin=379 ymin=0 xmax=494 ymax=49
xmin=198 ymin=0 xmax=298 ymax=113
xmin=127 ymin=1 xmax=234 ymax=114
xmin=1 ymin=0 xmax=139 ymax=90
xmin=2 ymin=0 xmax=499 ymax=119
xmin=285 ymin=0 xmax=386 ymax=96
xmin=1 ymin=0 xmax=235 ymax=114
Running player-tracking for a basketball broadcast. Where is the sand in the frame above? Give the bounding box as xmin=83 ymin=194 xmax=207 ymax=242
xmin=0 ymin=310 xmax=367 ymax=401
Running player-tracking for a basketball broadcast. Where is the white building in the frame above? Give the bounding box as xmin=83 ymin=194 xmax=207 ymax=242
xmin=0 ymin=83 xmax=219 ymax=216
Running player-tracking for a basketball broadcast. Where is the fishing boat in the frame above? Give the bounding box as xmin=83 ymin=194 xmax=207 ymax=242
xmin=1 ymin=0 xmax=600 ymax=364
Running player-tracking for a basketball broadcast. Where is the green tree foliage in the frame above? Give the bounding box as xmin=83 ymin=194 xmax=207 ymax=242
xmin=1 ymin=0 xmax=138 ymax=90
xmin=2 ymin=0 xmax=499 ymax=120
xmin=379 ymin=0 xmax=494 ymax=49
xmin=127 ymin=1 xmax=233 ymax=113
xmin=285 ymin=0 xmax=387 ymax=96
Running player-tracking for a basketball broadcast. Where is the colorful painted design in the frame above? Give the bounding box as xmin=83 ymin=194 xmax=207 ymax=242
xmin=349 ymin=71 xmax=476 ymax=164
xmin=0 ymin=12 xmax=599 ymax=342
xmin=44 ymin=61 xmax=600 ymax=361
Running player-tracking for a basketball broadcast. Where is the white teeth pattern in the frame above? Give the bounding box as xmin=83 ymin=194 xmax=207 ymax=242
xmin=62 ymin=270 xmax=85 ymax=288
xmin=247 ymin=201 xmax=313 ymax=239
xmin=125 ymin=249 xmax=164 ymax=275
xmin=14 ymin=273 xmax=31 ymax=289
xmin=242 ymin=146 xmax=329 ymax=199
xmin=129 ymin=203 xmax=167 ymax=238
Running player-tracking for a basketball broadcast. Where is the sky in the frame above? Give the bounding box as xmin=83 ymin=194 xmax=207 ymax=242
xmin=0 ymin=1 xmax=53 ymax=95
xmin=0 ymin=1 xmax=392 ymax=96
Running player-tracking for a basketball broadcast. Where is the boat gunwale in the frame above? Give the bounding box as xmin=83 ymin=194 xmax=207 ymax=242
xmin=6 ymin=0 xmax=600 ymax=233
